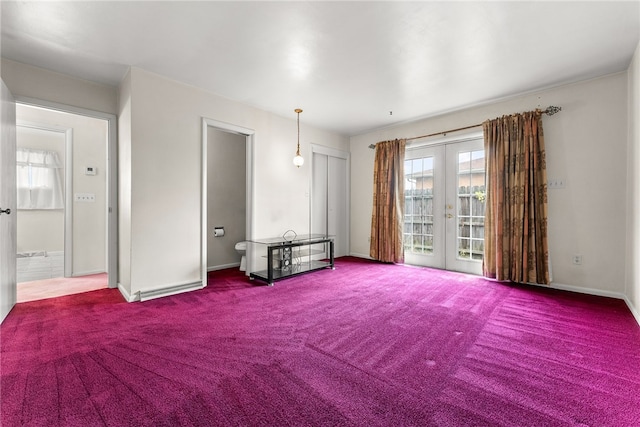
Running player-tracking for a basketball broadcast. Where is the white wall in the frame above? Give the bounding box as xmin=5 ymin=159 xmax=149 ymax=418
xmin=626 ymin=42 xmax=640 ymax=320
xmin=1 ymin=59 xmax=118 ymax=115
xmin=118 ymin=68 xmax=349 ymax=298
xmin=351 ymin=72 xmax=629 ymax=297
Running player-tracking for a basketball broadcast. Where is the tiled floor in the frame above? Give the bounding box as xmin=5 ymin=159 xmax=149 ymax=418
xmin=17 ymin=273 xmax=108 ymax=303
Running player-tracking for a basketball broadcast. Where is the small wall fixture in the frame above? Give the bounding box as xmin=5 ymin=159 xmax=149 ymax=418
xmin=293 ymin=108 xmax=304 ymax=168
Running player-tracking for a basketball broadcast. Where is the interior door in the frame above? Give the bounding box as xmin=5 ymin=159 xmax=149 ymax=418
xmin=403 ymin=137 xmax=485 ymax=274
xmin=1 ymin=79 xmax=17 ymax=323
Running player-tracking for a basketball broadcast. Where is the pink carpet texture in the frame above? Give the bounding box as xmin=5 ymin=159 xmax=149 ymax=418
xmin=2 ymin=257 xmax=639 ymax=426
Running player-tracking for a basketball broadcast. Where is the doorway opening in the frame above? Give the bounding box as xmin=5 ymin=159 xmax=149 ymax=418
xmin=201 ymin=118 xmax=255 ymax=284
xmin=206 ymin=127 xmax=246 ymax=271
xmin=15 ymin=100 xmax=116 ymax=301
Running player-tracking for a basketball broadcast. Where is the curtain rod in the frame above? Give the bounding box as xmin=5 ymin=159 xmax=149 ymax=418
xmin=368 ymin=105 xmax=562 ymax=149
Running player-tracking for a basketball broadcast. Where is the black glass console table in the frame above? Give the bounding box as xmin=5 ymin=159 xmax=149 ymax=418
xmin=248 ymin=234 xmax=334 ymax=285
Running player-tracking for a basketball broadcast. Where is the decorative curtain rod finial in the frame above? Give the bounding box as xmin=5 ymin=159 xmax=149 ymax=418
xmin=544 ymin=106 xmax=562 ymax=116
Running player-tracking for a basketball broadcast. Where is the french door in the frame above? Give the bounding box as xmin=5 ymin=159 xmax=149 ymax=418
xmin=403 ymin=137 xmax=485 ymax=275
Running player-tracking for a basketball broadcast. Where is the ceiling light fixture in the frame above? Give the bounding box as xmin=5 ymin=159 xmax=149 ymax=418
xmin=293 ymin=108 xmax=304 ymax=168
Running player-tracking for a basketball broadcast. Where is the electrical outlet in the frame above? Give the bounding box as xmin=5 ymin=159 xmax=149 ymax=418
xmin=572 ymin=254 xmax=582 ymax=265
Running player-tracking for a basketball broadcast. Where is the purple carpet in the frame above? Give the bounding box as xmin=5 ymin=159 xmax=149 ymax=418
xmin=2 ymin=257 xmax=639 ymax=426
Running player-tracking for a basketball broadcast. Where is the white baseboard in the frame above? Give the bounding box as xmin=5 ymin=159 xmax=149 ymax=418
xmin=549 ymin=282 xmax=626 ymax=300
xmin=549 ymin=282 xmax=640 ymax=327
xmin=117 ymin=283 xmax=138 ymax=302
xmin=623 ymin=296 xmax=640 ymax=327
xmin=349 ymin=252 xmax=373 ymax=260
xmin=117 ymin=281 xmax=205 ymax=303
xmin=207 ymin=262 xmax=240 ymax=272
xmin=72 ymin=270 xmax=106 ymax=277
xmin=138 ymin=281 xmax=204 ymax=302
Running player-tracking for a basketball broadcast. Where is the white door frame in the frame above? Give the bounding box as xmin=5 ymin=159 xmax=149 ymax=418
xmin=16 ymin=121 xmax=74 ymax=278
xmin=201 ymin=118 xmax=255 ymax=284
xmin=15 ymin=96 xmax=118 ymax=288
xmin=310 ymin=144 xmax=350 ymax=256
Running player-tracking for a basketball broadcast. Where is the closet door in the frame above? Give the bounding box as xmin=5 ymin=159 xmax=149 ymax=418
xmin=311 ymin=153 xmax=328 ymax=236
xmin=311 ymin=148 xmax=349 ymax=258
xmin=328 ymin=156 xmax=348 ymax=257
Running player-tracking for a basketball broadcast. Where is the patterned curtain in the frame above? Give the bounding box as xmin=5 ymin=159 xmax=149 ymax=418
xmin=370 ymin=139 xmax=406 ymax=263
xmin=483 ymin=112 xmax=550 ymax=285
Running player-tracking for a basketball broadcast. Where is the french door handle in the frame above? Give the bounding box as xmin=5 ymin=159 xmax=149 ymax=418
xmin=0 ymin=208 xmax=10 ymax=215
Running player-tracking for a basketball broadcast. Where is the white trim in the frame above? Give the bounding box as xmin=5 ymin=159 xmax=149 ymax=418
xmin=350 ymin=252 xmax=373 ymax=260
xmin=537 ymin=281 xmax=640 ymax=327
xmin=118 ymin=282 xmax=137 ymax=302
xmin=14 ymin=96 xmax=118 ymax=289
xmin=561 ymin=285 xmax=640 ymax=327
xmin=207 ymin=262 xmax=241 ymax=272
xmin=106 ymin=114 xmax=117 ymax=289
xmin=138 ymin=281 xmax=204 ymax=302
xmin=201 ymin=118 xmax=255 ymax=286
xmin=72 ymin=269 xmax=106 ymax=277
xmin=311 ymin=144 xmax=350 ymax=160
xmin=548 ymin=281 xmax=626 ymax=299
xmin=64 ymin=129 xmax=73 ymax=278
xmin=623 ymin=296 xmax=640 ymax=327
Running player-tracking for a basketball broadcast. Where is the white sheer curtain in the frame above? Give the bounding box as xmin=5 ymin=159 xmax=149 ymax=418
xmin=16 ymin=148 xmax=64 ymax=209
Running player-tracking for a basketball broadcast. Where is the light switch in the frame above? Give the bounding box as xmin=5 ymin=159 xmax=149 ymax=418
xmin=548 ymin=178 xmax=565 ymax=189
xmin=74 ymin=193 xmax=95 ymax=202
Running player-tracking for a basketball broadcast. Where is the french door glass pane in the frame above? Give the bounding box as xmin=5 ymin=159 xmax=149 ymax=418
xmin=404 ymin=156 xmax=434 ymax=255
xmin=457 ymin=149 xmax=485 ymax=260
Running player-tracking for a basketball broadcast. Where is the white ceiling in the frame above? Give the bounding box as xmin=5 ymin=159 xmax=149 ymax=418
xmin=2 ymin=1 xmax=639 ymax=136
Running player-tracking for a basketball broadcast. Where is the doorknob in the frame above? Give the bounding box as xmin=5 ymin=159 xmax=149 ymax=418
xmin=446 ymin=213 xmax=453 ymax=219
xmin=0 ymin=208 xmax=10 ymax=215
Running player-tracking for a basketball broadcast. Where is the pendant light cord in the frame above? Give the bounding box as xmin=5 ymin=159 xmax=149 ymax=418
xmin=296 ymin=108 xmax=302 ymax=155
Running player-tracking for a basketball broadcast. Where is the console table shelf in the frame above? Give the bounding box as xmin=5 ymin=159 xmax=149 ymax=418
xmin=249 ymin=234 xmax=334 ymax=285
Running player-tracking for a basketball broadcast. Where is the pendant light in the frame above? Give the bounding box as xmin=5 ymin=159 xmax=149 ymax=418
xmin=293 ymin=108 xmax=304 ymax=168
